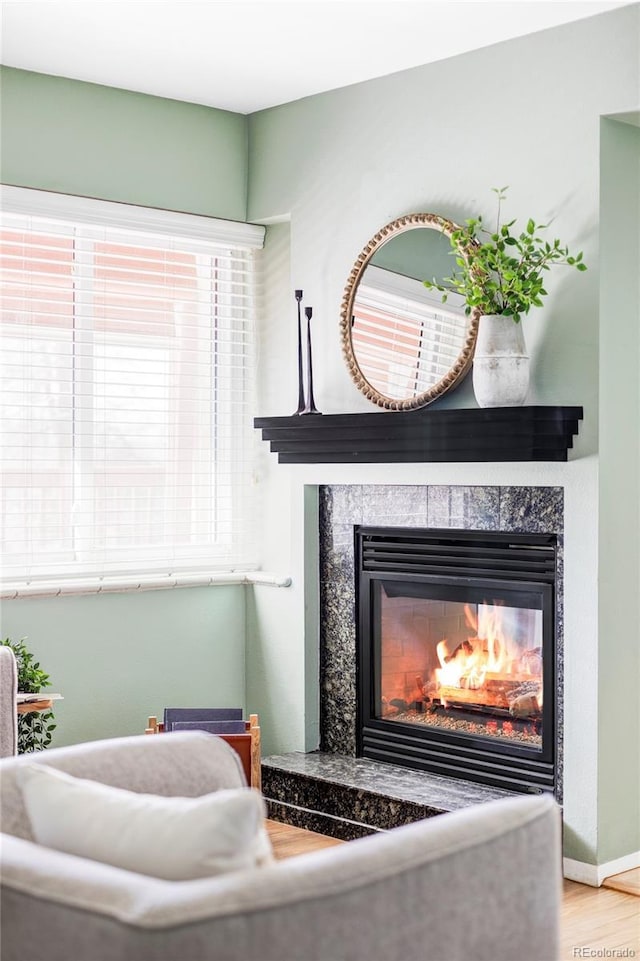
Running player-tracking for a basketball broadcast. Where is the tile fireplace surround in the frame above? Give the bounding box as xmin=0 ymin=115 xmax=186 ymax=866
xmin=262 ymin=483 xmax=565 ymax=840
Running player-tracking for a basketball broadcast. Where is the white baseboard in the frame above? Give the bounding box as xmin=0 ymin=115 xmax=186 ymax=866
xmin=564 ymin=850 xmax=640 ymax=887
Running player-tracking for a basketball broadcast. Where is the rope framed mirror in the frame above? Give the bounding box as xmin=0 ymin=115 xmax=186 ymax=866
xmin=339 ymin=213 xmax=479 ymax=411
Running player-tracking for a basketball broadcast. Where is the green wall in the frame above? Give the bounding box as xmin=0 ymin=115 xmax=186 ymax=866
xmin=0 ymin=66 xmax=248 ymax=220
xmin=0 ymin=66 xmax=251 ymax=748
xmin=597 ymin=115 xmax=640 ymax=864
xmin=0 ymin=587 xmax=246 ymax=747
xmin=246 ymin=9 xmax=640 ymax=443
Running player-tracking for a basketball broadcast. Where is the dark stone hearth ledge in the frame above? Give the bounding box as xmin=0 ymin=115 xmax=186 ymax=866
xmin=262 ymin=751 xmax=515 ymax=814
xmin=254 ymin=406 xmax=583 ymax=464
xmin=265 ymin=799 xmax=381 ymax=841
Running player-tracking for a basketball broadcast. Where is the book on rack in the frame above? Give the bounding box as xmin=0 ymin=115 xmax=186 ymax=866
xmin=163 ymin=707 xmax=243 ymax=732
xmin=172 ymin=719 xmax=247 ymax=734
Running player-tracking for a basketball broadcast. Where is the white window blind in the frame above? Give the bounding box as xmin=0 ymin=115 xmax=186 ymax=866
xmin=352 ymin=266 xmax=468 ymax=399
xmin=0 ymin=187 xmax=265 ymax=589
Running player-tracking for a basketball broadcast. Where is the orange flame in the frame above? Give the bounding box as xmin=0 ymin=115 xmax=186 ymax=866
xmin=434 ymin=602 xmax=542 ymax=718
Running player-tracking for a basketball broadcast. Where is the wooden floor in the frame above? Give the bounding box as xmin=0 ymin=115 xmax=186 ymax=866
xmin=266 ymin=818 xmax=344 ymax=860
xmin=562 ymin=878 xmax=640 ymax=959
xmin=265 ymin=821 xmax=640 ymax=959
xmin=603 ymin=866 xmax=640 ymax=897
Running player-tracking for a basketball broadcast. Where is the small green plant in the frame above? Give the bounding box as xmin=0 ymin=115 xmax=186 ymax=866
xmin=424 ymin=187 xmax=587 ymax=323
xmin=1 ymin=636 xmax=56 ymax=753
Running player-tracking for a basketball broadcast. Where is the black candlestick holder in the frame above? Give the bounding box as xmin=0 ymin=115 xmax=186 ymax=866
xmin=292 ymin=289 xmax=305 ymax=414
xmin=302 ymin=305 xmax=321 ymax=415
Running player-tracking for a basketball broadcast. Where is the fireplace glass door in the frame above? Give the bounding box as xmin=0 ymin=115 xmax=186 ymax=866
xmin=357 ymin=528 xmax=557 ymax=793
xmin=375 ymin=581 xmax=546 ymax=750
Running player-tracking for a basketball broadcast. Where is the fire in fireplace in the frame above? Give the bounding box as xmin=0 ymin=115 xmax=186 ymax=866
xmin=380 ymin=590 xmax=544 ymax=747
xmin=356 ymin=527 xmax=557 ymax=794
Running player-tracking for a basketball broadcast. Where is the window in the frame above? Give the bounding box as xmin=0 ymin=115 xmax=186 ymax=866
xmin=0 ymin=187 xmax=265 ymax=589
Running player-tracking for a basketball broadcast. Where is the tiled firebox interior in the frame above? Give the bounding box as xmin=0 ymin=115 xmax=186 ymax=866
xmin=262 ymin=484 xmax=564 ymax=838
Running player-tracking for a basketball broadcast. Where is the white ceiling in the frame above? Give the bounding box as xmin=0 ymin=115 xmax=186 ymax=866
xmin=0 ymin=0 xmax=631 ymax=114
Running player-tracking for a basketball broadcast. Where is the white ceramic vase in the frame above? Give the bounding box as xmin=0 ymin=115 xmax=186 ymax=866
xmin=472 ymin=314 xmax=530 ymax=408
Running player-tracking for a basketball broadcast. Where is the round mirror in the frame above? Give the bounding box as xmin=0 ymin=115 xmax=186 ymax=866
xmin=340 ymin=213 xmax=479 ymax=410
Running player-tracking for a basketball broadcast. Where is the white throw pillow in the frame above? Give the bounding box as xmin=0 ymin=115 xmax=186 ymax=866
xmin=18 ymin=762 xmax=273 ymax=881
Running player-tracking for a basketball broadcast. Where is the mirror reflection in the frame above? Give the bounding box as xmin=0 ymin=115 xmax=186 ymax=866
xmin=340 ymin=214 xmax=478 ymax=410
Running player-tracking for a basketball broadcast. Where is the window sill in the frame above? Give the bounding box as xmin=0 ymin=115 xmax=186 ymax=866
xmin=0 ymin=571 xmax=292 ymax=600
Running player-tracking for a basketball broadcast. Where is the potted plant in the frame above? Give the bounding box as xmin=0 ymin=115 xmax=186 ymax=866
xmin=1 ymin=636 xmax=56 ymax=753
xmin=424 ymin=188 xmax=587 ymax=407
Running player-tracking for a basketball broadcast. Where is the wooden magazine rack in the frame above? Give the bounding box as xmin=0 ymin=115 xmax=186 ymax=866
xmin=145 ymin=713 xmax=261 ymax=791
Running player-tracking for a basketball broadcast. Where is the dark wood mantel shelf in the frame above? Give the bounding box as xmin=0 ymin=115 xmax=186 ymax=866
xmin=254 ymin=406 xmax=583 ymax=464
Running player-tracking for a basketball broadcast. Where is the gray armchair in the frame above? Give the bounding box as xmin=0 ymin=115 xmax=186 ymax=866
xmin=0 ymin=731 xmax=562 ymax=961
xmin=0 ymin=645 xmax=18 ymax=757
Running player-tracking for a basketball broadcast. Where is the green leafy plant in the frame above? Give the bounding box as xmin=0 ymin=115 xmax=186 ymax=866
xmin=1 ymin=636 xmax=56 ymax=753
xmin=424 ymin=187 xmax=587 ymax=323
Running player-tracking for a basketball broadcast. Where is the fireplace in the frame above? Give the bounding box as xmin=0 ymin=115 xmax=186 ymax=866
xmin=356 ymin=526 xmax=557 ymax=794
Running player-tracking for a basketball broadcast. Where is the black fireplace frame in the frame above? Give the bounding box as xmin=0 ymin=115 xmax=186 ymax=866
xmin=355 ymin=526 xmax=558 ymax=794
